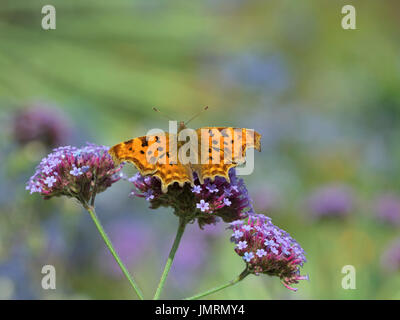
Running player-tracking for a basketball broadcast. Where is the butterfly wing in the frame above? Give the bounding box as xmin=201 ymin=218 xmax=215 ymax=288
xmin=192 ymin=127 xmax=261 ymax=183
xmin=109 ymin=133 xmax=194 ymax=193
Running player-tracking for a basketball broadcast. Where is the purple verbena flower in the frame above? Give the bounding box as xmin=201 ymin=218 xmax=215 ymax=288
xmin=192 ymin=185 xmax=201 ymax=194
xmin=381 ymin=238 xmax=400 ymax=273
xmin=144 ymin=190 xmax=155 ymax=201
xmin=44 ymin=176 xmax=57 ymax=188
xmin=233 ymin=230 xmax=243 ymax=239
xmin=307 ymin=184 xmax=353 ymax=219
xmin=42 ymin=165 xmax=53 ymax=175
xmin=229 ymin=213 xmax=308 ymax=291
xmin=69 ymin=166 xmax=83 ymax=177
xmin=13 ymin=104 xmax=71 ymax=148
xmin=256 ymin=249 xmax=267 ymax=257
xmin=243 ymin=225 xmax=252 ymax=232
xmin=128 ymin=168 xmax=252 ymax=228
xmin=196 ymin=199 xmax=210 ymax=212
xmin=237 ymin=241 xmax=248 ymax=250
xmin=206 ymin=184 xmax=218 ymax=193
xmin=26 ymin=143 xmax=122 ymax=204
xmin=375 ymin=194 xmax=400 ymax=226
xmin=243 ymin=251 xmax=254 ymax=262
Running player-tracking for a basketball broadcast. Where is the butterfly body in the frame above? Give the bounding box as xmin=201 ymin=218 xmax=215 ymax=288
xmin=109 ymin=125 xmax=261 ymax=193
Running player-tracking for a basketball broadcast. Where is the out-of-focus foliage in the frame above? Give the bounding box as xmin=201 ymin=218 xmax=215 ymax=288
xmin=0 ymin=0 xmax=400 ymax=299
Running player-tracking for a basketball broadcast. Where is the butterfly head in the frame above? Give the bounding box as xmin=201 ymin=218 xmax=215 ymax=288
xmin=178 ymin=121 xmax=186 ymax=133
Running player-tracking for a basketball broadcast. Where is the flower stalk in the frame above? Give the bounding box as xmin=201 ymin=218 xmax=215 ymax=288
xmin=84 ymin=204 xmax=144 ymax=300
xmin=185 ymin=268 xmax=250 ymax=300
xmin=153 ymin=217 xmax=187 ymax=300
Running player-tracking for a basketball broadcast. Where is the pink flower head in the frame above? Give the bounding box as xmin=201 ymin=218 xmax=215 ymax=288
xmin=26 ymin=143 xmax=122 ymax=204
xmin=229 ymin=214 xmax=308 ymax=291
xmin=129 ymin=168 xmax=253 ymax=228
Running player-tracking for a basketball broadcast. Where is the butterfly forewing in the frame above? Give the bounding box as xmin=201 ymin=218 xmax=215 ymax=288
xmin=192 ymin=127 xmax=261 ymax=184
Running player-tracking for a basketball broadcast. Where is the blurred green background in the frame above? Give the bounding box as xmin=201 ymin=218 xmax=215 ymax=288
xmin=1 ymin=0 xmax=400 ymax=299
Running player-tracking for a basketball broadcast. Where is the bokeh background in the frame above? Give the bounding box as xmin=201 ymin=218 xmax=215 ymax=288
xmin=1 ymin=0 xmax=400 ymax=299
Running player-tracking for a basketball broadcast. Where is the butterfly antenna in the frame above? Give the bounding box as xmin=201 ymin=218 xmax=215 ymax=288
xmin=185 ymin=106 xmax=209 ymax=126
xmin=153 ymin=107 xmax=173 ymax=121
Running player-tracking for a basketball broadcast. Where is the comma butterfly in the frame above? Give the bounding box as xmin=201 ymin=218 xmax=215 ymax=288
xmin=108 ymin=113 xmax=261 ymax=193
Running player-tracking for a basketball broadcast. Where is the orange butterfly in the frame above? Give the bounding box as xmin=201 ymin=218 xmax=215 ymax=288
xmin=109 ymin=120 xmax=261 ymax=193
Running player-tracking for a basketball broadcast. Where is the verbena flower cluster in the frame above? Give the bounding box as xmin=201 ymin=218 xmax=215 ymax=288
xmin=229 ymin=214 xmax=308 ymax=291
xmin=307 ymin=185 xmax=353 ymax=219
xmin=375 ymin=194 xmax=400 ymax=226
xmin=129 ymin=168 xmax=252 ymax=227
xmin=381 ymin=238 xmax=400 ymax=273
xmin=13 ymin=105 xmax=70 ymax=148
xmin=26 ymin=143 xmax=122 ymax=204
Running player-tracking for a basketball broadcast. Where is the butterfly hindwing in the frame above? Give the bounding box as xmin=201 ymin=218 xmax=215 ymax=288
xmin=109 ymin=133 xmax=194 ymax=192
xmin=152 ymin=162 xmax=194 ymax=193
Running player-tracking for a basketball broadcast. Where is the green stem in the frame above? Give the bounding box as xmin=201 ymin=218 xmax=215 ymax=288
xmin=85 ymin=204 xmax=144 ymax=300
xmin=185 ymin=269 xmax=250 ymax=300
xmin=153 ymin=217 xmax=187 ymax=300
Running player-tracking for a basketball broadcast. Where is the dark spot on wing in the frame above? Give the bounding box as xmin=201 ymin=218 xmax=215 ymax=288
xmin=112 ymin=145 xmax=121 ymax=153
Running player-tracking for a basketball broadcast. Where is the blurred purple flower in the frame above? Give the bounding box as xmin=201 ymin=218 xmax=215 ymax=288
xmin=375 ymin=194 xmax=400 ymax=226
xmin=99 ymin=220 xmax=153 ymax=277
xmin=381 ymin=238 xmax=400 ymax=273
xmin=229 ymin=214 xmax=307 ymax=291
xmin=13 ymin=104 xmax=71 ymax=148
xmin=129 ymin=168 xmax=253 ymax=228
xmin=307 ymin=185 xmax=353 ymax=219
xmin=26 ymin=143 xmax=122 ymax=204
